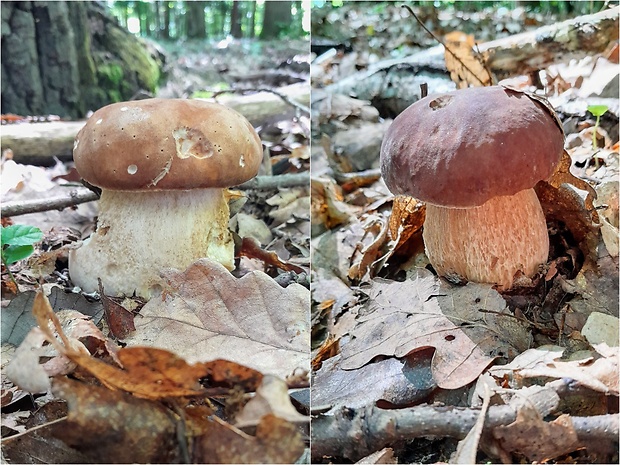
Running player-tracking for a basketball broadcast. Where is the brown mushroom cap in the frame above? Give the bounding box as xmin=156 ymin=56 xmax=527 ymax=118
xmin=380 ymin=86 xmax=564 ymax=207
xmin=73 ymin=99 xmax=263 ymax=190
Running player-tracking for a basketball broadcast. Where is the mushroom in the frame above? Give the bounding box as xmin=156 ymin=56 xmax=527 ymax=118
xmin=380 ymin=86 xmax=564 ymax=289
xmin=69 ymin=98 xmax=263 ymax=298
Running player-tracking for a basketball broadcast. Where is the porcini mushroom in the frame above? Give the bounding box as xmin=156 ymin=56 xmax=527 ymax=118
xmin=380 ymin=86 xmax=564 ymax=289
xmin=69 ymin=98 xmax=263 ymax=298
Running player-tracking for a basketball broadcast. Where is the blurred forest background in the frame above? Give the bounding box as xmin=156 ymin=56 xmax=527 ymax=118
xmin=1 ymin=1 xmax=308 ymax=119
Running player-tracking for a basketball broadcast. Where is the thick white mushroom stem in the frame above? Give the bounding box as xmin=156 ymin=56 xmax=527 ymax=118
xmin=69 ymin=188 xmax=233 ymax=298
xmin=422 ymin=188 xmax=549 ymax=290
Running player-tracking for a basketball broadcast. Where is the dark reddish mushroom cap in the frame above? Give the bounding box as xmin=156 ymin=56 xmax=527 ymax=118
xmin=380 ymin=86 xmax=565 ymax=207
xmin=74 ymin=99 xmax=263 ymax=190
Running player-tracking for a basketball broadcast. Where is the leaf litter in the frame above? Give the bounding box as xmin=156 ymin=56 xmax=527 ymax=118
xmin=2 ymin=289 xmax=309 ymax=463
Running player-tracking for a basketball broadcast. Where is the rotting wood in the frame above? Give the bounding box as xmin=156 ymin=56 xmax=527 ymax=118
xmin=0 ymin=173 xmax=310 ymax=217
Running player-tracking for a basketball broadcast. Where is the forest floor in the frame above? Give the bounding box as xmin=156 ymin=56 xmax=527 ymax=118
xmin=310 ymin=3 xmax=619 ymax=464
xmin=1 ymin=37 xmax=312 ymax=463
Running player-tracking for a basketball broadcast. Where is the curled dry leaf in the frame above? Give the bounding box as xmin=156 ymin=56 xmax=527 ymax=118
xmin=490 ymin=344 xmax=619 ymax=395
xmin=239 ymin=236 xmax=305 ymax=274
xmin=493 ymin=407 xmax=581 ymax=462
xmin=124 ymin=259 xmax=310 ymax=379
xmin=311 ymin=177 xmax=356 ymax=236
xmin=340 ymin=269 xmax=495 ymax=389
xmin=191 ymin=413 xmax=305 ymax=464
xmin=51 ymin=377 xmax=180 ymax=464
xmin=444 ymin=31 xmax=493 ymax=88
xmin=234 ymin=375 xmax=308 ymax=429
xmin=312 ymin=352 xmax=435 ymax=413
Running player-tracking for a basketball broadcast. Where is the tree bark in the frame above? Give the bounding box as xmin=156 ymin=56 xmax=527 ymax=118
xmin=260 ymin=0 xmax=292 ymax=39
xmin=1 ymin=1 xmax=161 ymax=118
xmin=185 ymin=1 xmax=206 ymax=39
xmin=230 ymin=1 xmax=243 ymax=38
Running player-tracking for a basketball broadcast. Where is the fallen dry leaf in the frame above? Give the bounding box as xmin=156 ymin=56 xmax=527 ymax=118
xmin=235 ymin=375 xmax=307 ymax=428
xmin=51 ymin=377 xmax=180 ymax=463
xmin=99 ymin=279 xmax=136 ymax=339
xmin=493 ymin=407 xmax=581 ymax=462
xmin=124 ymin=259 xmax=310 ymax=379
xmin=490 ymin=344 xmax=619 ymax=395
xmin=340 ymin=269 xmax=495 ymax=389
xmin=312 ymin=351 xmax=435 ymax=413
xmin=239 ymin=236 xmax=305 ymax=273
xmin=444 ymin=31 xmax=493 ymax=88
xmin=191 ymin=413 xmax=305 ymax=464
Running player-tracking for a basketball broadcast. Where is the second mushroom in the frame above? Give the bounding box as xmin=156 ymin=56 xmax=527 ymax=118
xmin=380 ymin=86 xmax=565 ymax=289
xmin=69 ymin=98 xmax=263 ymax=299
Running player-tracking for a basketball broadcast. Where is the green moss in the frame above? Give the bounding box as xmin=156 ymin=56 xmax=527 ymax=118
xmin=103 ymin=27 xmax=160 ymax=92
xmin=97 ymin=63 xmax=124 ymax=87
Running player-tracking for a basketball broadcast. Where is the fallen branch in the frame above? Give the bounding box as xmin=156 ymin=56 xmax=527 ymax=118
xmin=1 ymin=188 xmax=99 ymax=217
xmin=311 ymin=404 xmax=619 ymax=461
xmin=1 ymin=173 xmax=310 ymax=217
xmin=211 ymin=87 xmax=310 ymax=115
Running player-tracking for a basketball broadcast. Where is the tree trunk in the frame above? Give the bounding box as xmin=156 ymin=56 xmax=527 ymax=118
xmin=249 ymin=0 xmax=257 ymax=38
xmin=2 ymin=1 xmax=80 ymax=117
xmin=185 ymin=1 xmax=206 ymax=39
xmin=1 ymin=1 xmax=161 ymax=118
xmin=162 ymin=1 xmax=170 ymax=39
xmin=230 ymin=1 xmax=243 ymax=38
xmin=260 ymin=0 xmax=292 ymax=39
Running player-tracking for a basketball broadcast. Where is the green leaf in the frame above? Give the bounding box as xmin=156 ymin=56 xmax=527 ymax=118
xmin=1 ymin=225 xmax=43 ymax=248
xmin=2 ymin=245 xmax=35 ymax=265
xmin=587 ymin=105 xmax=609 ymax=117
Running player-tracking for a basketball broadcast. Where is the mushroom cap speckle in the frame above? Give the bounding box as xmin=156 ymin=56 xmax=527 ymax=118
xmin=380 ymin=86 xmax=565 ymax=207
xmin=73 ymin=99 xmax=263 ymax=190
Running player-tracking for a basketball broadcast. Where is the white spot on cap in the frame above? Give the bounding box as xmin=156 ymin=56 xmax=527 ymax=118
xmin=74 ymin=139 xmax=79 ymax=150
xmin=127 ymin=165 xmax=138 ymax=175
xmin=239 ymin=155 xmax=245 ymax=167
xmin=96 ymin=119 xmax=103 ymax=125
xmin=120 ymin=107 xmax=128 ymax=111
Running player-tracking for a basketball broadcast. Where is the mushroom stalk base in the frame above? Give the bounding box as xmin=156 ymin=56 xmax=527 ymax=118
xmin=69 ymin=188 xmax=233 ymax=299
xmin=422 ymin=188 xmax=549 ymax=290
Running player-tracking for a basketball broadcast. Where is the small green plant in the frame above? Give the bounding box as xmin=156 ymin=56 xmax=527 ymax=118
xmin=1 ymin=224 xmax=43 ymax=290
xmin=587 ymin=104 xmax=609 ymax=150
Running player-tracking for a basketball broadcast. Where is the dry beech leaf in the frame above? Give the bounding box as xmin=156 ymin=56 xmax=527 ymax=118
xmin=51 ymin=377 xmax=180 ymax=464
xmin=191 ymin=413 xmax=305 ymax=464
xmin=235 ymin=375 xmax=307 ymax=428
xmin=124 ymin=259 xmax=310 ymax=379
xmin=311 ymin=177 xmax=355 ymax=234
xmin=444 ymin=31 xmax=492 ymax=88
xmin=388 ymin=195 xmax=425 ymax=246
xmin=31 ymin=291 xmax=210 ymax=399
xmin=536 ymin=150 xmax=600 ymax=267
xmin=493 ymin=407 xmax=581 ymax=462
xmin=99 ymin=279 xmax=136 ymax=339
xmin=340 ymin=268 xmax=495 ymax=389
xmin=312 ymin=352 xmax=435 ymax=413
xmin=355 ymin=448 xmax=397 ymax=464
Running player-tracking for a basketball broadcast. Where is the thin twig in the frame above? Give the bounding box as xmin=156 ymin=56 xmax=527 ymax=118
xmin=0 ymin=416 xmax=68 ymax=443
xmin=210 ymin=87 xmax=310 ymax=115
xmin=1 ymin=173 xmax=310 ymax=217
xmin=401 ymin=4 xmax=490 ymax=86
